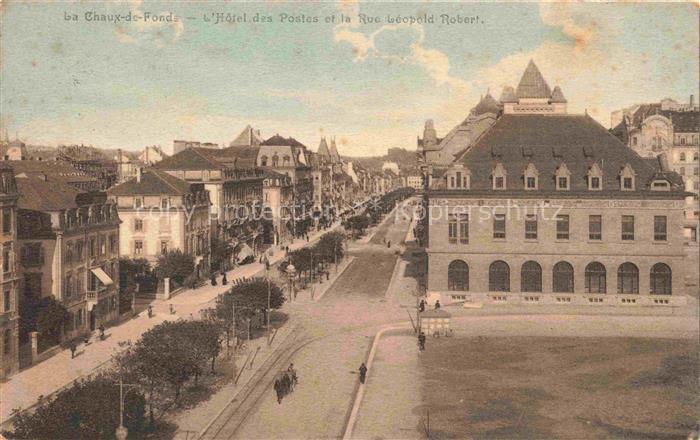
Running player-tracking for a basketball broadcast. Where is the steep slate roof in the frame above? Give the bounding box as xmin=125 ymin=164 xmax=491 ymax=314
xmin=16 ymin=177 xmax=84 ymax=211
xmin=107 ymin=169 xmax=192 ymax=196
xmin=7 ymin=160 xmax=97 ymax=184
xmin=229 ymin=125 xmax=263 ymax=147
xmin=261 ymin=134 xmax=291 ymax=146
xmin=329 ymin=138 xmax=341 ymax=162
xmin=153 ymin=147 xmax=226 ymax=171
xmin=453 ymin=114 xmax=685 ymax=195
xmin=515 ymin=60 xmax=552 ymax=99
xmin=317 ymin=138 xmax=331 ymax=157
xmin=499 ymin=86 xmax=517 ymax=103
xmin=551 ymin=86 xmax=567 ymax=103
xmin=471 ymin=93 xmax=501 ymax=115
xmin=218 ymin=145 xmax=260 ymax=168
xmin=612 ymin=104 xmax=699 ymax=134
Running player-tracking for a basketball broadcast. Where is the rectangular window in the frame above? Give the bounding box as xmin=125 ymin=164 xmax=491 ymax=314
xmin=134 ymin=197 xmax=143 ymax=209
xmin=75 ymin=241 xmax=83 ymax=260
xmin=448 ymin=217 xmax=458 ymax=243
xmin=526 ymin=177 xmax=536 ymax=189
xmin=621 ymin=215 xmax=634 ymax=240
xmin=3 ymin=288 xmax=10 ymax=312
xmin=3 ymin=244 xmax=12 ymax=274
xmin=525 ymin=214 xmax=538 ymax=239
xmin=161 ymin=197 xmax=169 ymax=209
xmin=589 ymin=215 xmax=602 ymax=240
xmin=557 ymin=176 xmax=568 ymax=190
xmin=134 ymin=240 xmax=143 ymax=255
xmin=109 ymin=235 xmax=118 ymax=253
xmin=590 ymin=177 xmax=601 ymax=189
xmin=134 ymin=219 xmax=143 ymax=232
xmin=2 ymin=208 xmax=11 ymax=234
xmin=455 ymin=172 xmax=462 ymax=188
xmin=654 ymin=216 xmax=667 ymax=241
xmin=494 ymin=176 xmax=504 ymax=189
xmin=493 ymin=214 xmax=506 ymax=239
xmin=680 ymin=167 xmax=686 ymax=176
xmin=99 ymin=236 xmax=106 ymax=255
xmin=623 ymin=177 xmax=633 ymax=189
xmin=458 ymin=214 xmax=469 ymax=244
xmin=89 ymin=238 xmax=96 ymax=258
xmin=160 ymin=241 xmax=169 ymax=254
xmin=556 ymin=214 xmax=570 ymax=240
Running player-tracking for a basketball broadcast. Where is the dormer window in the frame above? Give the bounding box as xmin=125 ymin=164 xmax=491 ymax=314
xmin=134 ymin=197 xmax=143 ymax=209
xmin=447 ymin=166 xmax=470 ymax=190
xmin=492 ymin=163 xmax=507 ymax=190
xmin=523 ymin=163 xmax=538 ymax=190
xmin=619 ymin=164 xmax=636 ymax=191
xmin=651 ymin=180 xmax=670 ymax=191
xmin=587 ymin=163 xmax=603 ymax=191
xmin=555 ymin=163 xmax=571 ymax=190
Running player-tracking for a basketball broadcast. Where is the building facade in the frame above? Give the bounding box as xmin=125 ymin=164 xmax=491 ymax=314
xmin=107 ymin=169 xmax=211 ymax=273
xmin=0 ymin=165 xmax=19 ymax=379
xmin=426 ymin=62 xmax=688 ymax=308
xmin=16 ymin=177 xmax=121 ymax=341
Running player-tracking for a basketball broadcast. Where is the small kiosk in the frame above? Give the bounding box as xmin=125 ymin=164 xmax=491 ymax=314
xmin=419 ymin=309 xmax=452 ymax=337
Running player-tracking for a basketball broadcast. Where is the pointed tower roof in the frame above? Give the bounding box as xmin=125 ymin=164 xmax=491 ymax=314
xmin=472 ymin=92 xmax=501 ymax=115
xmin=551 ymin=86 xmax=567 ymax=103
xmin=499 ymin=86 xmax=517 ymax=103
xmin=329 ymin=137 xmax=340 ymax=162
xmin=515 ymin=60 xmax=552 ymax=99
xmin=317 ymin=137 xmax=331 ymax=157
xmin=229 ymin=124 xmax=263 ymax=148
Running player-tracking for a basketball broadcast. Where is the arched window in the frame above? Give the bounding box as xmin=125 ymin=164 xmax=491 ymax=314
xmin=447 ymin=260 xmax=469 ymax=291
xmin=283 ymin=155 xmax=291 ymax=166
xmin=520 ymin=261 xmax=542 ymax=292
xmin=489 ymin=261 xmax=510 ymax=292
xmin=617 ymin=263 xmax=639 ymax=294
xmin=585 ymin=262 xmax=606 ymax=293
xmin=272 ymin=155 xmax=279 ymax=167
xmin=553 ymin=261 xmax=574 ymax=293
xmin=650 ymin=263 xmax=672 ymax=295
xmin=260 ymin=155 xmax=268 ymax=166
xmin=680 ymin=152 xmax=687 ymax=161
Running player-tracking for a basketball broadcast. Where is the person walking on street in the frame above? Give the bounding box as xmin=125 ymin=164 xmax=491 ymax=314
xmin=387 ymin=240 xmax=391 ymax=248
xmin=359 ymin=362 xmax=368 ymax=384
xmin=221 ymin=272 xmax=228 ymax=285
xmin=147 ymin=304 xmax=153 ymax=318
xmin=98 ymin=324 xmax=105 ymax=341
xmin=434 ymin=299 xmax=441 ymax=310
xmin=288 ymin=363 xmax=298 ymax=388
xmin=418 ymin=331 xmax=426 ymax=351
xmin=274 ymin=377 xmax=282 ymax=404
xmin=210 ymin=273 xmax=217 ymax=286
xmin=419 ymin=299 xmax=426 ymax=312
xmin=69 ymin=341 xmax=76 ymax=358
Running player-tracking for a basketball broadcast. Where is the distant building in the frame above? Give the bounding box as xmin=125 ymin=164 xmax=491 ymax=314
xmin=610 ymin=97 xmax=699 ymax=242
xmin=173 ymin=140 xmax=219 ymax=155
xmin=7 ymin=160 xmax=101 ymax=192
xmin=229 ymin=125 xmax=263 ymax=148
xmin=15 ymin=176 xmax=121 ymax=341
xmin=0 ymin=136 xmax=28 ymax=161
xmin=426 ymin=61 xmax=688 ymax=308
xmin=108 ymin=169 xmax=211 ymax=275
xmin=0 ymin=164 xmax=19 ymax=379
xmin=138 ymin=145 xmax=168 ymax=166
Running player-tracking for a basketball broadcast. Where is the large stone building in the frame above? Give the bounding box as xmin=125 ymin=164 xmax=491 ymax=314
xmin=15 ymin=176 xmax=121 ymax=341
xmin=153 ymin=147 xmax=266 ymax=260
xmin=107 ymin=169 xmax=211 ymax=275
xmin=0 ymin=165 xmax=20 ymax=378
xmin=426 ymin=62 xmax=688 ymax=308
xmin=610 ymin=97 xmax=699 ymax=242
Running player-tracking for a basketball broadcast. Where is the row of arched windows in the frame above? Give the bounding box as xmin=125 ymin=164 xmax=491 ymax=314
xmin=260 ymin=155 xmax=291 ymax=167
xmin=447 ymin=260 xmax=672 ymax=295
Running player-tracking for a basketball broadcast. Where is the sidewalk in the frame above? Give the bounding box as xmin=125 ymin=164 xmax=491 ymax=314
xmin=0 ymin=222 xmax=340 ymax=425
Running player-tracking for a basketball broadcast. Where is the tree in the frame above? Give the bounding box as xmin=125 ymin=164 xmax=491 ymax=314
xmin=3 ymin=372 xmax=146 ymax=440
xmin=155 ymin=250 xmax=194 ymax=286
xmin=345 ymin=215 xmax=370 ymax=237
xmin=172 ymin=319 xmax=223 ymax=378
xmin=19 ymin=296 xmax=69 ymax=347
xmin=316 ymin=231 xmax=346 ymax=266
xmin=210 ymin=236 xmax=233 ymax=272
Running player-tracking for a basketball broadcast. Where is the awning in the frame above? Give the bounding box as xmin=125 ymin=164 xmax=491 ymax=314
xmin=91 ymin=267 xmax=113 ymax=286
xmin=237 ymin=244 xmax=254 ymax=260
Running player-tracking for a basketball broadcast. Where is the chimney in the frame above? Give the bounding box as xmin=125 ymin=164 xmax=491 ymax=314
xmin=658 ymin=152 xmax=671 ymax=171
xmin=136 ymin=167 xmax=142 ymax=183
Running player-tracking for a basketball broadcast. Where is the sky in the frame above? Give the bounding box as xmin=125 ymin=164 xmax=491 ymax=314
xmin=0 ymin=1 xmax=698 ymax=157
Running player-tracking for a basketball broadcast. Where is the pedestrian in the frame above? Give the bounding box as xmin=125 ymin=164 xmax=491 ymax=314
xmin=418 ymin=331 xmax=426 ymax=351
xmin=281 ymin=372 xmax=290 ymax=396
xmin=169 ymin=304 xmax=175 ymax=315
xmin=419 ymin=299 xmax=425 ymax=312
xmin=69 ymin=341 xmax=76 ymax=358
xmin=83 ymin=333 xmax=90 ymax=345
xmin=359 ymin=362 xmax=368 ymax=384
xmin=288 ymin=363 xmax=298 ymax=388
xmin=210 ymin=273 xmax=217 ymax=286
xmin=434 ymin=299 xmax=441 ymax=310
xmin=387 ymin=240 xmax=391 ymax=248
xmin=147 ymin=305 xmax=153 ymax=318
xmin=98 ymin=324 xmax=105 ymax=340
xmin=222 ymin=272 xmax=228 ymax=285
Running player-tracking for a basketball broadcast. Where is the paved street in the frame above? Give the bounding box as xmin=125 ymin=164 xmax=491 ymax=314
xmin=0 ymin=223 xmax=340 ymax=425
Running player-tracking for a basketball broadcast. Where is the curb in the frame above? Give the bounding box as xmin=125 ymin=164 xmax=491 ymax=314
xmin=314 ymin=256 xmax=356 ymax=302
xmin=341 ymin=323 xmax=412 ymax=440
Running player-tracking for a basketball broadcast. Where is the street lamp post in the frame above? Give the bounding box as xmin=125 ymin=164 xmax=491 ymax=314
xmin=263 ymin=255 xmax=271 ymax=347
xmin=115 ymin=378 xmax=138 ymax=440
xmin=286 ymin=264 xmax=296 ymax=302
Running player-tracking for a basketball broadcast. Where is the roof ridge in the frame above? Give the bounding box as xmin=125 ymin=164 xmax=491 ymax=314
xmin=151 ymin=169 xmax=189 ymax=194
